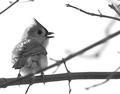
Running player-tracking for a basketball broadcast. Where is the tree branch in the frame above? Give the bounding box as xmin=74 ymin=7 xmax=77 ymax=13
xmin=0 ymin=72 xmax=120 ymax=88
xmin=66 ymin=4 xmax=120 ymax=21
xmin=0 ymin=0 xmax=34 ymax=15
xmin=0 ymin=0 xmax=19 ymax=15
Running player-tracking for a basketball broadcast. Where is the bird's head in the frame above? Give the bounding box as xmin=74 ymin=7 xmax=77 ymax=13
xmin=27 ymin=18 xmax=54 ymax=44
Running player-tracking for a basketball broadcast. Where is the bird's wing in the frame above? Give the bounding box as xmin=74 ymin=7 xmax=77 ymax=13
xmin=12 ymin=39 xmax=47 ymax=69
xmin=19 ymin=39 xmax=47 ymax=56
xmin=12 ymin=56 xmax=28 ymax=69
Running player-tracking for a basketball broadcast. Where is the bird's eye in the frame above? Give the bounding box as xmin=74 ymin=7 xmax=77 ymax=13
xmin=37 ymin=30 xmax=42 ymax=35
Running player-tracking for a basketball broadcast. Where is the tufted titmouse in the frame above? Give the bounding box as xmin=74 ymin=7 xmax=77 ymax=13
xmin=12 ymin=18 xmax=54 ymax=77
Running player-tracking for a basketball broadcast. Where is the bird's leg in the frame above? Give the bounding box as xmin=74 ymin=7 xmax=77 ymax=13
xmin=41 ymin=72 xmax=46 ymax=84
xmin=17 ymin=70 xmax=22 ymax=78
xmin=17 ymin=70 xmax=22 ymax=86
xmin=34 ymin=57 xmax=46 ymax=84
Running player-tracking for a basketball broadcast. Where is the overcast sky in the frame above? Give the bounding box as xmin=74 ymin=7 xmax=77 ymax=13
xmin=0 ymin=0 xmax=120 ymax=94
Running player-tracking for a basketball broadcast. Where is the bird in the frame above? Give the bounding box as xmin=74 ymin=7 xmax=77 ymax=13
xmin=11 ymin=18 xmax=54 ymax=77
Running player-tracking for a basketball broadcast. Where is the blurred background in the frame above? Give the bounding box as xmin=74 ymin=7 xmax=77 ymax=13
xmin=0 ymin=0 xmax=120 ymax=94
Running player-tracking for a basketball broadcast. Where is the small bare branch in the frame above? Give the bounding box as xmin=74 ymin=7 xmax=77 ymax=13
xmin=0 ymin=0 xmax=19 ymax=15
xmin=85 ymin=65 xmax=120 ymax=90
xmin=49 ymin=58 xmax=61 ymax=73
xmin=63 ymin=58 xmax=70 ymax=73
xmin=66 ymin=4 xmax=120 ymax=21
xmin=25 ymin=76 xmax=34 ymax=94
xmin=25 ymin=84 xmax=32 ymax=94
xmin=63 ymin=58 xmax=72 ymax=94
xmin=98 ymin=10 xmax=102 ymax=17
xmin=68 ymin=80 xmax=71 ymax=94
xmin=0 ymin=0 xmax=34 ymax=15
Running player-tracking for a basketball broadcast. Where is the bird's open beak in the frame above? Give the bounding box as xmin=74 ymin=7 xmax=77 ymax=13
xmin=47 ymin=32 xmax=54 ymax=38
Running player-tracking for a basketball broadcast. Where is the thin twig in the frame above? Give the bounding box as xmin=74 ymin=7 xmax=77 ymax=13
xmin=68 ymin=80 xmax=71 ymax=94
xmin=66 ymin=4 xmax=120 ymax=21
xmin=0 ymin=0 xmax=19 ymax=15
xmin=0 ymin=0 xmax=34 ymax=15
xmin=63 ymin=58 xmax=71 ymax=94
xmin=85 ymin=65 xmax=120 ymax=90
xmin=49 ymin=58 xmax=60 ymax=73
xmin=25 ymin=84 xmax=32 ymax=94
xmin=63 ymin=58 xmax=70 ymax=73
